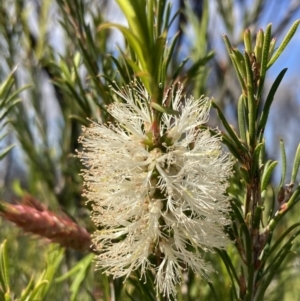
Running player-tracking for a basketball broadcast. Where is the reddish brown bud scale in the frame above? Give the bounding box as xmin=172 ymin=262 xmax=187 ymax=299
xmin=0 ymin=200 xmax=91 ymax=252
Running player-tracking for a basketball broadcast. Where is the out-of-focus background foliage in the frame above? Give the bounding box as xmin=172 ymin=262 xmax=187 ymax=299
xmin=0 ymin=0 xmax=300 ymax=300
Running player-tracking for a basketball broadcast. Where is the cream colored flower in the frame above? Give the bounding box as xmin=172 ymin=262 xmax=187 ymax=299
xmin=78 ymin=83 xmax=233 ymax=299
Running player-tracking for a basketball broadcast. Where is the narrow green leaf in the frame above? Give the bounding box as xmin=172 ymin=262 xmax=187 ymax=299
xmin=267 ymin=186 xmax=275 ymax=222
xmin=214 ymin=249 xmax=240 ymax=294
xmin=166 ymin=4 xmax=179 ymax=31
xmin=238 ymin=94 xmax=247 ymax=142
xmin=252 ymin=206 xmax=263 ymax=229
xmin=222 ymin=34 xmax=233 ymax=55
xmin=186 ymin=51 xmax=214 ymax=78
xmin=98 ymin=273 xmax=111 ymax=301
xmin=69 ymin=254 xmax=94 ymax=301
xmin=240 ymin=167 xmax=251 ymax=184
xmin=268 ymin=37 xmax=276 ymax=59
xmin=55 ymin=253 xmax=94 ymax=283
xmin=107 ymin=55 xmax=131 ymax=83
xmin=262 ymin=223 xmax=300 ymax=264
xmin=232 ymin=48 xmax=246 ymax=79
xmin=0 ymin=145 xmax=15 ymax=161
xmin=171 ymin=57 xmax=189 ymax=81
xmin=241 ymin=223 xmax=252 ymax=266
xmin=267 ymin=19 xmax=300 ymax=69
xmin=0 ymin=71 xmax=15 ymax=99
xmin=0 ymin=99 xmax=22 ymax=122
xmin=63 ymin=81 xmax=91 ymax=114
xmin=0 ymin=133 xmax=8 ymax=142
xmin=123 ymin=57 xmax=151 ymax=92
xmin=261 ymin=161 xmax=278 ymax=191
xmin=28 ymin=281 xmax=49 ymax=301
xmin=244 ymin=52 xmax=256 ymax=148
xmin=59 ymin=58 xmax=72 ymax=82
xmin=220 ymin=133 xmax=243 ymax=162
xmin=251 ymin=141 xmax=264 ymax=178
xmin=255 ymin=242 xmax=293 ymax=301
xmin=152 ymin=32 xmax=167 ymax=86
xmin=257 ymin=23 xmax=272 ymax=100
xmin=291 ymin=144 xmax=300 ymax=183
xmin=216 ymin=0 xmax=233 ymax=33
xmin=252 ymin=142 xmax=264 ymax=168
xmin=256 ymin=233 xmax=297 ymax=301
xmin=223 ymin=35 xmax=247 ymax=92
xmin=244 ymin=28 xmax=252 ymax=54
xmin=99 ymin=23 xmax=148 ymax=72
xmin=128 ymin=274 xmax=156 ymax=301
xmin=257 ymin=68 xmax=287 ymax=138
xmin=36 ymin=247 xmax=65 ymax=299
xmin=164 ymin=31 xmax=180 ymax=70
xmin=230 ymin=199 xmax=246 ymax=225
xmin=77 ymin=40 xmax=110 ymax=104
xmin=150 ymin=102 xmax=179 ymax=116
xmin=245 ymin=264 xmax=255 ymax=301
xmin=0 ymin=240 xmax=9 ymax=292
xmin=71 ymin=61 xmax=93 ymax=109
xmin=230 ymin=55 xmax=247 ymax=93
xmin=116 ymin=0 xmax=152 ymax=50
xmin=254 ymin=28 xmax=264 ymax=64
xmin=206 ymin=280 xmax=221 ymax=301
xmin=268 ymin=186 xmax=300 ymax=231
xmin=147 ymin=0 xmax=154 ymax=40
xmin=157 ymin=0 xmax=168 ymax=34
xmin=212 ymin=101 xmax=247 ymax=153
xmin=279 ymin=139 xmax=287 ymax=187
xmin=19 ymin=277 xmax=35 ymax=301
xmin=3 ymin=84 xmax=31 ymax=107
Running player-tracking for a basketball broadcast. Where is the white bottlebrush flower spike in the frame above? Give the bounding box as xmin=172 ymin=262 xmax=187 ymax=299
xmin=78 ymin=83 xmax=233 ymax=299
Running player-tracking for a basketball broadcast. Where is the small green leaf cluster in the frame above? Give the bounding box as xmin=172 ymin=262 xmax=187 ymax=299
xmin=0 ymin=70 xmax=27 ymax=160
xmin=0 ymin=240 xmax=64 ymax=301
xmin=215 ymin=21 xmax=300 ymax=301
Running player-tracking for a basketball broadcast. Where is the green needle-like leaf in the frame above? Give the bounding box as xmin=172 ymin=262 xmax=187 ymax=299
xmin=238 ymin=94 xmax=247 ymax=142
xmin=267 ymin=19 xmax=300 ymax=69
xmin=244 ymin=28 xmax=252 ymax=54
xmin=257 ymin=23 xmax=272 ymax=100
xmin=223 ymin=34 xmax=247 ymax=92
xmin=279 ymin=139 xmax=287 ymax=187
xmin=150 ymin=102 xmax=180 ymax=116
xmin=251 ymin=142 xmax=264 ymax=177
xmin=254 ymin=28 xmax=264 ymax=65
xmin=214 ymin=249 xmax=240 ymax=293
xmin=0 ymin=145 xmax=15 ymax=161
xmin=99 ymin=23 xmax=148 ymax=73
xmin=241 ymin=223 xmax=252 ymax=267
xmin=257 ymin=68 xmax=287 ymax=139
xmin=0 ymin=241 xmax=9 ymax=293
xmin=232 ymin=48 xmax=246 ymax=79
xmin=212 ymin=101 xmax=248 ymax=154
xmin=291 ymin=144 xmax=300 ymax=183
xmin=28 ymin=281 xmax=49 ymax=301
xmin=256 ymin=242 xmax=293 ymax=301
xmin=19 ymin=277 xmax=35 ymax=301
xmin=261 ymin=161 xmax=278 ymax=191
xmin=244 ymin=52 xmax=256 ymax=148
xmin=262 ymin=223 xmax=300 ymax=264
xmin=268 ymin=186 xmax=300 ymax=231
